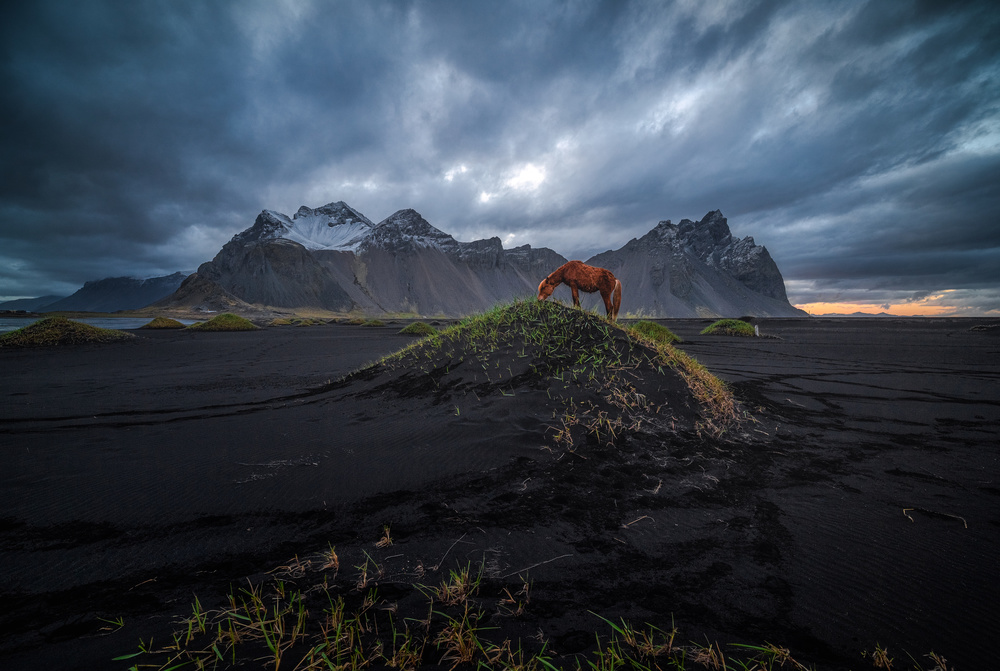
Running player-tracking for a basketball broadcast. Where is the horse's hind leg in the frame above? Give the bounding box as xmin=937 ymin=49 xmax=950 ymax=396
xmin=601 ymin=290 xmax=613 ymax=318
xmin=611 ymin=280 xmax=621 ymax=321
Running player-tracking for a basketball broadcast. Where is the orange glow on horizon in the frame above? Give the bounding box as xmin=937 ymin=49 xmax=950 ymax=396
xmin=794 ymin=302 xmax=958 ymax=317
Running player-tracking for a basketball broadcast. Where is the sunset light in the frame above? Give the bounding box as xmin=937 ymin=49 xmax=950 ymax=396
xmin=796 ymin=302 xmax=959 ymax=317
xmin=795 ymin=289 xmax=998 ymax=317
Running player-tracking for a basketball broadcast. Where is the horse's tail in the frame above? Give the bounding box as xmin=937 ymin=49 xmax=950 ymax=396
xmin=611 ymin=279 xmax=622 ymax=321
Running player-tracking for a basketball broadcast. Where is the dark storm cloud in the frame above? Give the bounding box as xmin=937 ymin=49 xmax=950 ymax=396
xmin=1 ymin=0 xmax=998 ymax=314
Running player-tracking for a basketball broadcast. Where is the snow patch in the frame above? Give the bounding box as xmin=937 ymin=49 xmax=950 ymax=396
xmin=276 ymin=202 xmax=374 ymax=251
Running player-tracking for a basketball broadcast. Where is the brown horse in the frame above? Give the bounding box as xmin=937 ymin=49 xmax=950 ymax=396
xmin=537 ymin=260 xmax=622 ymax=321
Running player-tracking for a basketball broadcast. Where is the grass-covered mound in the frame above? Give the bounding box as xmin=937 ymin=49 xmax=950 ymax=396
xmin=140 ymin=317 xmax=186 ymax=330
xmin=398 ymin=321 xmax=438 ymax=336
xmin=0 ymin=316 xmax=135 ymax=348
xmin=701 ymin=318 xmax=756 ymax=337
xmin=186 ymin=313 xmax=259 ymax=332
xmin=117 ymin=302 xmax=754 ymax=671
xmin=628 ymin=319 xmax=681 ymax=344
xmin=362 ymin=299 xmax=735 ymax=441
xmin=360 ymin=319 xmax=385 ymax=327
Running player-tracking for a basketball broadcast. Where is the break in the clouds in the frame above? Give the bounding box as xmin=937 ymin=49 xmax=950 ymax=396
xmin=1 ymin=0 xmax=998 ymax=315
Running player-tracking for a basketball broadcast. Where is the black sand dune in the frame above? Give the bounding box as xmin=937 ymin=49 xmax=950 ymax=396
xmin=0 ymin=309 xmax=997 ymax=669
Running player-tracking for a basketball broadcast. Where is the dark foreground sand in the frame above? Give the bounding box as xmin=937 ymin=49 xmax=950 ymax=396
xmin=1 ymin=317 xmax=998 ymax=669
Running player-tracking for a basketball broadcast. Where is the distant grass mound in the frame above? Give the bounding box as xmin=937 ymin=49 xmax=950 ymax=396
xmin=264 ymin=317 xmax=328 ymax=326
xmin=701 ymin=318 xmax=756 ymax=337
xmin=970 ymin=323 xmax=998 ymax=333
xmin=344 ymin=317 xmax=367 ymax=325
xmin=0 ymin=316 xmax=135 ymax=348
xmin=361 ymin=319 xmax=385 ymax=327
xmin=186 ymin=313 xmax=259 ymax=332
xmin=398 ymin=321 xmax=438 ymax=337
xmin=628 ymin=320 xmax=680 ymax=345
xmin=361 ymin=299 xmax=735 ymax=441
xmin=140 ymin=317 xmax=186 ymax=330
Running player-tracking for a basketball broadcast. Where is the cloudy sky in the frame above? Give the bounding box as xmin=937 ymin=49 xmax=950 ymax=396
xmin=2 ymin=0 xmax=998 ymax=315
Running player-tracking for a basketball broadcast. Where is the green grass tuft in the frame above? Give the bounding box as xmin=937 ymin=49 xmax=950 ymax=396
xmin=361 ymin=319 xmax=385 ymax=327
xmin=398 ymin=321 xmax=438 ymax=337
xmin=186 ymin=313 xmax=259 ymax=332
xmin=120 ymin=561 xmax=833 ymax=671
xmin=628 ymin=320 xmax=681 ymax=345
xmin=140 ymin=317 xmax=186 ymax=330
xmin=0 ymin=316 xmax=135 ymax=348
xmin=701 ymin=318 xmax=757 ymax=337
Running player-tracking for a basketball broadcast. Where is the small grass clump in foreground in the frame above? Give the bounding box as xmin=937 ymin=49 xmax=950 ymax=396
xmin=701 ymin=318 xmax=756 ymax=337
xmin=628 ymin=319 xmax=681 ymax=344
xmin=0 ymin=316 xmax=135 ymax=348
xmin=119 ymin=551 xmax=950 ymax=671
xmin=140 ymin=317 xmax=186 ymax=330
xmin=117 ymin=550 xmax=823 ymax=671
xmin=398 ymin=321 xmax=438 ymax=337
xmin=186 ymin=313 xmax=259 ymax=331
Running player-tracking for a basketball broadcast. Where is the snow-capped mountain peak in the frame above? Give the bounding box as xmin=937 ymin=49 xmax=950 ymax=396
xmin=231 ymin=202 xmax=374 ymax=251
xmin=282 ymin=201 xmax=374 ymax=251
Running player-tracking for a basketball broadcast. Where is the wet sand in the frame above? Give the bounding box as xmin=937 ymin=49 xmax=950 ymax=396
xmin=1 ymin=317 xmax=997 ymax=669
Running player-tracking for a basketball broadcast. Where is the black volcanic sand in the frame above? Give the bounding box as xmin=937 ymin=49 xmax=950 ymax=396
xmin=1 ymin=310 xmax=998 ymax=669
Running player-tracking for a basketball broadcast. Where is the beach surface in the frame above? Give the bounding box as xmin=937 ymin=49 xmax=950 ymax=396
xmin=1 ymin=316 xmax=997 ymax=669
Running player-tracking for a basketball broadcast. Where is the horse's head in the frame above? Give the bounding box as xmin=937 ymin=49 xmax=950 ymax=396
xmin=537 ymin=277 xmax=556 ymax=301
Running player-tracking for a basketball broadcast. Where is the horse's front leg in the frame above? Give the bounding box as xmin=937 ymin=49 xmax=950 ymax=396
xmin=571 ymin=285 xmax=581 ymax=307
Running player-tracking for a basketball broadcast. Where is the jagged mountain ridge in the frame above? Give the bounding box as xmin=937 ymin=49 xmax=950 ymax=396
xmin=586 ymin=210 xmax=802 ymax=317
xmin=235 ymin=201 xmax=374 ymax=250
xmin=158 ymin=202 xmax=804 ymax=318
xmin=177 ymin=205 xmax=563 ymax=315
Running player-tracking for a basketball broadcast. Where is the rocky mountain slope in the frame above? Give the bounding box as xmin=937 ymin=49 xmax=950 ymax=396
xmin=36 ymin=273 xmax=188 ymax=313
xmin=169 ymin=203 xmax=565 ymax=315
xmin=586 ymin=210 xmax=804 ymax=317
xmin=156 ymin=202 xmax=804 ymax=318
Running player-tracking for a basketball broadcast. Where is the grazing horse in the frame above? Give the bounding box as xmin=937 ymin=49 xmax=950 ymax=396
xmin=537 ymin=260 xmax=622 ymax=321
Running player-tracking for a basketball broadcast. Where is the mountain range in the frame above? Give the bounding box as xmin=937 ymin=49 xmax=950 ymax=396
xmin=0 ymin=273 xmax=187 ymax=313
xmin=155 ymin=202 xmax=570 ymax=316
xmin=0 ymin=295 xmax=66 ymax=312
xmin=7 ymin=202 xmax=806 ymax=318
xmin=588 ymin=210 xmax=799 ymax=317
